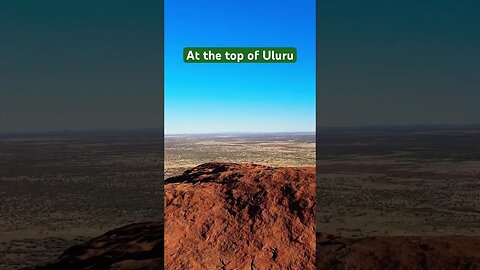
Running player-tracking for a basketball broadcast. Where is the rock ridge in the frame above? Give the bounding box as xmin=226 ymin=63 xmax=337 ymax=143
xmin=32 ymin=163 xmax=480 ymax=270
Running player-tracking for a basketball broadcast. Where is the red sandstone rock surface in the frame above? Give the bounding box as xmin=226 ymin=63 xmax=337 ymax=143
xmin=164 ymin=163 xmax=316 ymax=270
xmin=32 ymin=226 xmax=480 ymax=270
xmin=33 ymin=163 xmax=480 ymax=270
xmin=317 ymin=233 xmax=480 ymax=270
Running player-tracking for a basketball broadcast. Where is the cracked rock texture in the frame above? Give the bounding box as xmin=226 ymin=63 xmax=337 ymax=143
xmin=32 ymin=162 xmax=316 ymax=270
xmin=32 ymin=163 xmax=480 ymax=269
xmin=317 ymin=233 xmax=480 ymax=270
xmin=164 ymin=163 xmax=316 ymax=270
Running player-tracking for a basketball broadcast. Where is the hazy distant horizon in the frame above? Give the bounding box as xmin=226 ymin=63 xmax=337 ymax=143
xmin=165 ymin=130 xmax=316 ymax=136
xmin=3 ymin=122 xmax=480 ymax=136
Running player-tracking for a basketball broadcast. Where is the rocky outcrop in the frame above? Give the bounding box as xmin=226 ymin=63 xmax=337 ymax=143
xmin=33 ymin=162 xmax=316 ymax=270
xmin=31 ymin=222 xmax=164 ymax=270
xmin=32 ymin=163 xmax=480 ymax=270
xmin=32 ymin=225 xmax=480 ymax=270
xmin=164 ymin=163 xmax=316 ymax=270
xmin=317 ymin=233 xmax=480 ymax=270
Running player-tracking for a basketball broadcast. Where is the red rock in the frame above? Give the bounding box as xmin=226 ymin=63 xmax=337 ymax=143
xmin=31 ymin=222 xmax=164 ymax=270
xmin=316 ymin=233 xmax=480 ymax=270
xmin=33 ymin=163 xmax=480 ymax=270
xmin=164 ymin=163 xmax=316 ymax=270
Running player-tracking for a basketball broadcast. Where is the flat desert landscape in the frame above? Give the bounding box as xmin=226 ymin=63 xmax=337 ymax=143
xmin=0 ymin=130 xmax=163 ymax=269
xmin=164 ymin=133 xmax=316 ymax=178
xmin=166 ymin=129 xmax=480 ymax=237
xmin=318 ymin=127 xmax=480 ymax=237
xmin=1 ymin=128 xmax=479 ymax=269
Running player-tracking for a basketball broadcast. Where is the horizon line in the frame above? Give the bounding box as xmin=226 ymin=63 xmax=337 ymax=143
xmin=2 ymin=123 xmax=480 ymax=135
xmin=164 ymin=131 xmax=316 ymax=136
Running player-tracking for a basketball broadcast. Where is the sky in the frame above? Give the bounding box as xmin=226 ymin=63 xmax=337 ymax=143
xmin=0 ymin=1 xmax=162 ymax=132
xmin=2 ymin=1 xmax=479 ymax=133
xmin=317 ymin=1 xmax=480 ymax=127
xmin=165 ymin=0 xmax=316 ymax=134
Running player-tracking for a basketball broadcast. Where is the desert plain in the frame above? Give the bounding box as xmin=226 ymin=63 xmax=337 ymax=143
xmin=1 ymin=127 xmax=479 ymax=269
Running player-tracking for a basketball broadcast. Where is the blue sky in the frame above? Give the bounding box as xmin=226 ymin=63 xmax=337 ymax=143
xmin=2 ymin=1 xmax=479 ymax=132
xmin=165 ymin=0 xmax=316 ymax=134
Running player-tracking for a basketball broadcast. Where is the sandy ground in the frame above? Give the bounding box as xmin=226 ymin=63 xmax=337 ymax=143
xmin=165 ymin=133 xmax=316 ymax=178
xmin=317 ymin=128 xmax=480 ymax=237
xmin=2 ymin=129 xmax=479 ymax=268
xmin=0 ymin=131 xmax=163 ymax=269
xmin=318 ymin=160 xmax=480 ymax=237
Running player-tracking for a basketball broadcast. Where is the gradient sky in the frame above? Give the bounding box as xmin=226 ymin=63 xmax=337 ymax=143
xmin=165 ymin=0 xmax=316 ymax=134
xmin=318 ymin=1 xmax=480 ymax=127
xmin=0 ymin=1 xmax=162 ymax=132
xmin=2 ymin=1 xmax=479 ymax=133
